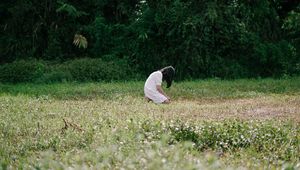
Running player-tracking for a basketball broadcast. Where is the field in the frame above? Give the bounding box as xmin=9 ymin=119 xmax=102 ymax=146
xmin=0 ymin=78 xmax=300 ymax=169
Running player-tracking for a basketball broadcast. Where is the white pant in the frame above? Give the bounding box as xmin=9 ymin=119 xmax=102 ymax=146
xmin=144 ymin=88 xmax=167 ymax=104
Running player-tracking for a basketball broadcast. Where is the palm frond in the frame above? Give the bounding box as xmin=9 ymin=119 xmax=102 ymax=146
xmin=73 ymin=34 xmax=88 ymax=49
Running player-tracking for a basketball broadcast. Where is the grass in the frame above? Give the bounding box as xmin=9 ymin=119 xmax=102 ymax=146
xmin=0 ymin=78 xmax=299 ymax=169
xmin=1 ymin=77 xmax=299 ymax=100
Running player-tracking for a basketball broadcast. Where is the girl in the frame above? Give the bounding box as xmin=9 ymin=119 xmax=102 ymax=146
xmin=144 ymin=66 xmax=175 ymax=104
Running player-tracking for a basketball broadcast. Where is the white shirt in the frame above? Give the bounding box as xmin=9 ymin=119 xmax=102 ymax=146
xmin=144 ymin=71 xmax=167 ymax=103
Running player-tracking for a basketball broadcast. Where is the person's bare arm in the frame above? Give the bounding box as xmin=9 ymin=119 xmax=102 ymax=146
xmin=156 ymin=85 xmax=170 ymax=100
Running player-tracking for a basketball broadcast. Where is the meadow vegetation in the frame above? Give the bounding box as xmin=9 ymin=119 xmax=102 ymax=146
xmin=2 ymin=1 xmax=300 ymax=168
xmin=0 ymin=78 xmax=299 ymax=169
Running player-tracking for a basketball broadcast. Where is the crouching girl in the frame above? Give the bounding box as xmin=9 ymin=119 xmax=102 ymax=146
xmin=144 ymin=66 xmax=175 ymax=104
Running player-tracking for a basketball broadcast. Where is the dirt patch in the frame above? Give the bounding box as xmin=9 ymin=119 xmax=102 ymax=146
xmin=162 ymin=95 xmax=300 ymax=122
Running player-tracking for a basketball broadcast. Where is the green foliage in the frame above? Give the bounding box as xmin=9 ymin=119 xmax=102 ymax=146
xmin=56 ymin=1 xmax=88 ymax=18
xmin=1 ymin=0 xmax=300 ymax=80
xmin=282 ymin=5 xmax=300 ymax=75
xmin=0 ymin=58 xmax=138 ymax=84
xmin=252 ymin=41 xmax=296 ymax=77
xmin=65 ymin=57 xmax=134 ymax=82
xmin=282 ymin=5 xmax=300 ymax=40
xmin=0 ymin=60 xmax=46 ymax=83
xmin=36 ymin=70 xmax=72 ymax=84
xmin=127 ymin=0 xmax=292 ymax=78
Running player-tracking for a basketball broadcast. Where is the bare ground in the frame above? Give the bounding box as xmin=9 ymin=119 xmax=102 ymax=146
xmin=164 ymin=95 xmax=300 ymax=122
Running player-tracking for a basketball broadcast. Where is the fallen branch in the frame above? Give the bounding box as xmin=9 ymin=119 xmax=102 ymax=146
xmin=62 ymin=118 xmax=84 ymax=133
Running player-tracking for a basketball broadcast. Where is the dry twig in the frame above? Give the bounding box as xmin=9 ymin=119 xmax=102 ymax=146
xmin=62 ymin=118 xmax=84 ymax=133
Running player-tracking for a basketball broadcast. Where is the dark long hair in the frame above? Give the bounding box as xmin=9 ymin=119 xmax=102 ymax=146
xmin=160 ymin=66 xmax=175 ymax=88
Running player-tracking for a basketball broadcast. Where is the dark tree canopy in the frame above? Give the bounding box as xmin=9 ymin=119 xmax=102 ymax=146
xmin=1 ymin=0 xmax=300 ymax=80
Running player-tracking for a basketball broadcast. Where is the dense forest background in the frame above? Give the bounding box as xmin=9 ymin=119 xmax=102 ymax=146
xmin=1 ymin=0 xmax=300 ymax=83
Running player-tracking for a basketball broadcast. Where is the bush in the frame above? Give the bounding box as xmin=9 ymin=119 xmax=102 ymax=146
xmin=0 ymin=58 xmax=139 ymax=83
xmin=65 ymin=57 xmax=136 ymax=82
xmin=0 ymin=60 xmax=46 ymax=83
xmin=37 ymin=65 xmax=72 ymax=83
xmin=251 ymin=41 xmax=296 ymax=77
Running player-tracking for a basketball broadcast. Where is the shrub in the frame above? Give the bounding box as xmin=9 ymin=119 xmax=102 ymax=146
xmin=0 ymin=60 xmax=46 ymax=83
xmin=65 ymin=57 xmax=136 ymax=82
xmin=251 ymin=41 xmax=296 ymax=77
xmin=0 ymin=57 xmax=139 ymax=83
xmin=37 ymin=70 xmax=72 ymax=83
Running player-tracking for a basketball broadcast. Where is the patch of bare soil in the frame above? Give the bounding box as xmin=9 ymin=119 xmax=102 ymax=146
xmin=164 ymin=95 xmax=300 ymax=122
